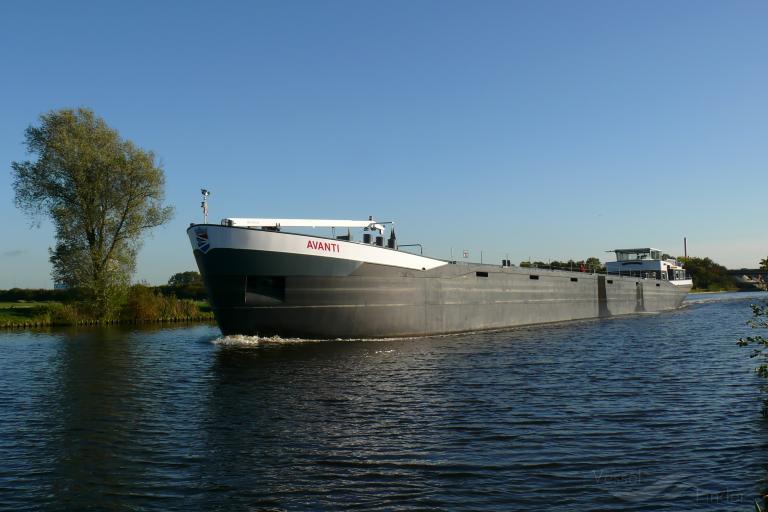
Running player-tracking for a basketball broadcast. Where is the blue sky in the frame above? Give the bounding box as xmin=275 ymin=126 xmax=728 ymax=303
xmin=1 ymin=1 xmax=766 ymax=288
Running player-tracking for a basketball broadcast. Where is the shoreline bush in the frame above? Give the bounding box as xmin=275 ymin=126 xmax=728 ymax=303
xmin=0 ymin=285 xmax=213 ymax=328
xmin=120 ymin=285 xmax=204 ymax=322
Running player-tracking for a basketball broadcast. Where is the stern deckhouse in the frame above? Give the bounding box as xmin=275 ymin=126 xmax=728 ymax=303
xmin=605 ymin=248 xmax=692 ymax=285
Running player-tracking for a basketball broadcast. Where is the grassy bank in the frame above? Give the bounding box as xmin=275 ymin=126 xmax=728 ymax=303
xmin=0 ymin=289 xmax=214 ymax=329
xmin=0 ymin=302 xmax=53 ymax=328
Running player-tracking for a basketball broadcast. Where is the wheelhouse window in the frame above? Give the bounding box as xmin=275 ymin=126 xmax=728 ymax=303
xmin=615 ymin=249 xmax=661 ymax=261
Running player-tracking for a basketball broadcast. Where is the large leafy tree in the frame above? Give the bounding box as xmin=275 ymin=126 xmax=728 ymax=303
xmin=11 ymin=108 xmax=173 ymax=318
xmin=168 ymin=271 xmax=202 ymax=287
xmin=584 ymin=257 xmax=603 ymax=272
xmin=760 ymin=257 xmax=768 ymax=271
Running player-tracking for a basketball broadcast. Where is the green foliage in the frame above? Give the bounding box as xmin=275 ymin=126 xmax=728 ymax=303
xmin=46 ymin=303 xmax=82 ymax=325
xmin=0 ymin=283 xmax=213 ymax=328
xmin=738 ymin=301 xmax=768 ymax=415
xmin=760 ymin=257 xmax=768 ymax=271
xmin=678 ymin=256 xmax=736 ymax=291
xmin=585 ymin=257 xmax=603 ymax=271
xmin=156 ymin=284 xmax=207 ymax=300
xmin=0 ymin=287 xmax=84 ymax=302
xmin=120 ymin=284 xmax=209 ymax=322
xmin=739 ymin=304 xmax=768 ymax=511
xmin=163 ymin=271 xmax=206 ymax=299
xmin=0 ymin=302 xmax=81 ymax=327
xmin=0 ymin=303 xmax=51 ymax=327
xmin=11 ymin=108 xmax=173 ymax=319
xmin=518 ymin=257 xmax=605 ymax=272
xmin=168 ymin=271 xmax=202 ymax=287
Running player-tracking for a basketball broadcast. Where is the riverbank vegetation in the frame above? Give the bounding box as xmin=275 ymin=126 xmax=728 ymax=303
xmin=738 ymin=301 xmax=768 ymax=415
xmin=11 ymin=108 xmax=174 ymax=321
xmin=678 ymin=256 xmax=738 ymax=292
xmin=0 ymin=273 xmax=212 ymax=328
xmin=737 ymin=276 xmax=768 ymax=511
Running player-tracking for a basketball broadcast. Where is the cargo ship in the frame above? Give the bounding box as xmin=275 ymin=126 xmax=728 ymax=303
xmin=187 ymin=215 xmax=692 ymax=338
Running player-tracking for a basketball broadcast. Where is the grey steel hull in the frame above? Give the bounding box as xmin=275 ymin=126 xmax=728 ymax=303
xmin=192 ymin=246 xmax=691 ymax=338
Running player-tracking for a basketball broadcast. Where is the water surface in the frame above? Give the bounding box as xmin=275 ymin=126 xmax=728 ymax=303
xmin=1 ymin=292 xmax=767 ymax=510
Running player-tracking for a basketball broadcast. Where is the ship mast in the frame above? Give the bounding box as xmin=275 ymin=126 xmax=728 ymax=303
xmin=201 ymin=189 xmax=210 ymax=224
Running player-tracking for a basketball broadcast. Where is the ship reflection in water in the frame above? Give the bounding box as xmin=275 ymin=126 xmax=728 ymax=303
xmin=0 ymin=292 xmax=766 ymax=510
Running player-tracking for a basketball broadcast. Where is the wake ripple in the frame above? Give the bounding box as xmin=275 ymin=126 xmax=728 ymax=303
xmin=213 ymin=334 xmax=320 ymax=346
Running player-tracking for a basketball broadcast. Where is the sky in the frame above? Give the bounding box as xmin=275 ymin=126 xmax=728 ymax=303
xmin=0 ymin=0 xmax=766 ymax=288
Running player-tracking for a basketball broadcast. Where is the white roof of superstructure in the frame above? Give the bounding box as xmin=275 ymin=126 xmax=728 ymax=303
xmin=607 ymin=248 xmax=662 ymax=253
xmin=222 ymin=218 xmax=389 ymax=230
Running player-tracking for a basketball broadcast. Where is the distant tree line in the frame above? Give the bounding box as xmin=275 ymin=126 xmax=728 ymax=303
xmin=0 ymin=271 xmax=207 ymax=302
xmin=678 ymin=256 xmax=737 ymax=291
xmin=519 ymin=257 xmax=605 ymax=273
xmin=157 ymin=271 xmax=206 ymax=299
xmin=0 ymin=287 xmax=85 ymax=303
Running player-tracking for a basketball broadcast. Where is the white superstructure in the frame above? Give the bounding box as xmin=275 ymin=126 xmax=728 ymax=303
xmin=605 ymin=248 xmax=692 ymax=286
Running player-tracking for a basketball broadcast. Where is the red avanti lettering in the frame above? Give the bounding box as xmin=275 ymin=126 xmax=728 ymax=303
xmin=306 ymin=239 xmax=341 ymax=253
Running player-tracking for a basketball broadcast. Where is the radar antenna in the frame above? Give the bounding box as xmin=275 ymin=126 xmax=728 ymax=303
xmin=201 ymin=189 xmax=211 ymax=223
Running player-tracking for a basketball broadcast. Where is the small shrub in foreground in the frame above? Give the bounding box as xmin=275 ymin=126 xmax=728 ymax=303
xmin=47 ymin=303 xmax=82 ymax=325
xmin=121 ymin=285 xmax=210 ymax=322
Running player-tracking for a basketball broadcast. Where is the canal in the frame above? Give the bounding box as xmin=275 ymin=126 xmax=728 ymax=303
xmin=1 ymin=292 xmax=766 ymax=510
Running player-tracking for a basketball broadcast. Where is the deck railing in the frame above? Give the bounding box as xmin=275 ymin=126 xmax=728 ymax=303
xmin=516 ymin=264 xmax=691 ymax=281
